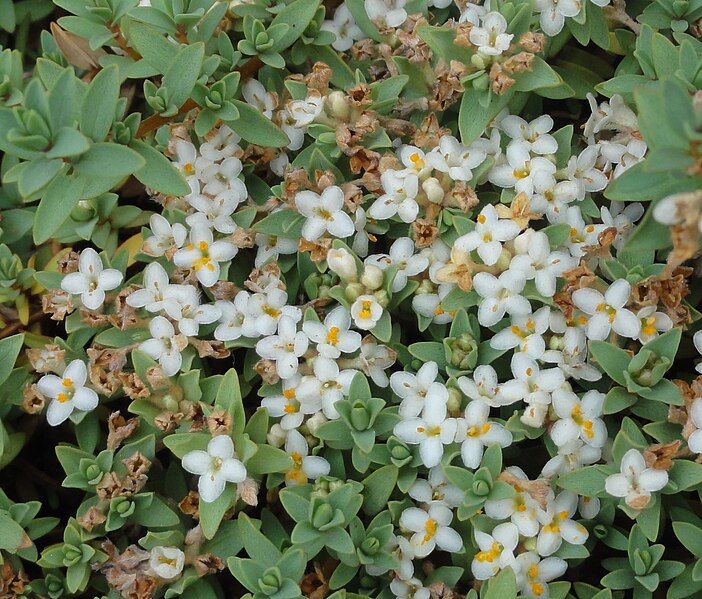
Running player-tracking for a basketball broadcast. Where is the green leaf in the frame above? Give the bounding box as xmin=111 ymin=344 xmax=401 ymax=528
xmin=227 ymin=100 xmax=289 ymax=147
xmin=200 ymin=485 xmax=236 ymax=539
xmin=131 ymin=139 xmax=191 ymax=196
xmin=162 ymin=42 xmax=204 ymax=107
xmin=674 ymin=522 xmax=702 ymax=558
xmin=0 ymin=334 xmax=24 ymax=386
xmin=123 ymin=19 xmax=175 ymax=72
xmin=588 ymin=341 xmax=630 ymax=386
xmin=252 ymin=208 xmax=304 ymax=238
xmin=238 ymin=513 xmax=282 ymax=565
xmin=459 ymin=88 xmax=515 ymax=144
xmin=34 ymin=172 xmax=85 ymax=244
xmin=80 ymin=65 xmax=120 ymax=142
xmin=269 ymin=0 xmax=321 ymax=51
xmin=245 ymin=444 xmax=293 ymax=474
xmin=361 ymin=465 xmax=398 ymax=515
xmin=483 ymin=566 xmax=517 ymax=599
xmin=74 ymin=142 xmax=145 ymax=180
xmin=557 ymin=465 xmax=608 ymax=496
xmin=0 ymin=511 xmax=27 ymax=552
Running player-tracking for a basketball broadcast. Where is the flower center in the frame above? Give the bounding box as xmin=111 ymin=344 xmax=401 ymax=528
xmin=359 ymin=300 xmax=373 ymax=319
xmin=327 ymin=326 xmax=340 ymax=345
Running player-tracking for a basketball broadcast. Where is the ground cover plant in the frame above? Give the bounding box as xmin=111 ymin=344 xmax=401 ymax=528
xmin=1 ymin=0 xmax=702 ymax=597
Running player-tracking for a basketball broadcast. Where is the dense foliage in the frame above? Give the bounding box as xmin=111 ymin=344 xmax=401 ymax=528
xmin=1 ymin=0 xmax=702 ymax=597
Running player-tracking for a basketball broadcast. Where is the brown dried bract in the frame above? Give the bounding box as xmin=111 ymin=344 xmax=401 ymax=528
xmin=26 ymin=344 xmax=66 ymax=373
xmin=78 ymin=506 xmax=107 ymax=532
xmin=21 ymin=383 xmax=46 ymax=414
xmin=193 ymin=554 xmax=224 ymax=578
xmin=299 ymin=238 xmax=333 ymax=263
xmin=107 ymin=412 xmax=140 ymax=450
xmin=95 ymin=540 xmax=157 ymax=599
xmin=412 ymin=218 xmax=440 ymax=248
xmin=207 ymin=409 xmax=232 ymax=436
xmin=644 ymin=440 xmax=682 ymax=470
xmin=42 ymin=289 xmax=74 ymax=320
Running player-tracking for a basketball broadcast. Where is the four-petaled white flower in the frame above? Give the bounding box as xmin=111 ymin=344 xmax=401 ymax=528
xmin=484 ymin=467 xmax=543 ymax=537
xmin=535 ymin=0 xmax=583 ymax=36
xmin=138 ymin=316 xmax=188 ymax=377
xmin=471 ymin=522 xmax=519 ymax=580
xmin=181 ymin=435 xmax=247 ymax=503
xmin=303 ymin=306 xmax=362 ymax=359
xmin=364 ymin=0 xmax=408 ymax=28
xmin=425 ymin=136 xmax=486 ymax=181
xmin=173 ymin=224 xmax=237 ymax=287
xmin=455 ymin=204 xmax=520 ymax=266
xmin=399 ymin=504 xmax=463 ymax=557
xmin=408 ymin=467 xmax=463 ymax=508
xmin=365 ymin=237 xmax=428 ymax=292
xmin=489 ymin=142 xmax=557 ymax=198
xmin=143 ymin=213 xmax=187 ymax=257
xmin=295 ymin=186 xmax=355 ymax=242
xmin=469 ymin=12 xmax=514 ymax=56
xmin=255 ymin=315 xmax=309 ymax=379
xmin=605 ymin=448 xmax=669 ymax=510
xmin=321 ymin=4 xmax=364 ymax=51
xmin=458 ymin=365 xmax=510 ymax=408
xmin=394 ymin=393 xmax=457 ymax=468
xmin=61 ymin=248 xmax=123 ymax=310
xmin=351 ymin=294 xmax=384 ymax=330
xmin=126 ymin=262 xmax=172 ymax=313
xmin=501 ymin=115 xmax=558 ymax=155
xmin=369 ymin=170 xmax=420 ymax=223
xmin=515 ymin=552 xmax=568 ymax=599
xmin=490 ymin=306 xmax=551 ymax=359
xmin=37 ymin=360 xmax=99 ymax=426
xmin=550 ymin=389 xmax=607 ymax=448
xmin=456 ymin=400 xmax=513 ymax=469
xmin=391 ymin=361 xmax=448 ymax=418
xmin=536 ymin=491 xmax=589 ymax=556
xmin=473 ymin=270 xmax=531 ymax=327
xmin=572 ymin=279 xmax=641 ymax=340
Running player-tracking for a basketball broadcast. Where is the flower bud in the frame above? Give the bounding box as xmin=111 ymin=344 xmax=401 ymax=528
xmin=422 ymin=177 xmax=445 ymax=204
xmin=373 ymin=289 xmax=389 ymax=308
xmin=447 ymin=387 xmax=463 ymax=414
xmin=267 ymin=423 xmax=287 ymax=447
xmin=327 ymin=248 xmax=357 ymax=281
xmin=312 ymin=503 xmax=334 ymax=529
xmin=344 ymin=282 xmax=365 ymax=302
xmin=361 ymin=264 xmax=384 ymax=290
xmin=350 ymin=403 xmax=371 ymax=430
xmin=306 ymin=412 xmax=328 ymax=436
xmin=326 ymin=90 xmax=350 ymax=120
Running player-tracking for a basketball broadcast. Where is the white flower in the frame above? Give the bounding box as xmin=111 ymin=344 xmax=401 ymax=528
xmin=425 ymin=136 xmax=486 ymax=181
xmin=255 ymin=316 xmax=309 ymax=379
xmin=398 ymin=145 xmax=432 ymax=176
xmin=359 ymin=340 xmax=395 ymax=387
xmin=550 ymin=389 xmax=606 ymax=448
xmin=143 ymin=213 xmax=187 ymax=257
xmin=489 ymin=142 xmax=557 ymax=198
xmin=391 ymin=361 xmax=447 ymax=418
xmin=458 ymin=365 xmax=509 ymax=408
xmin=529 ymin=171 xmax=580 ymax=223
xmin=393 ymin=393 xmax=457 ymax=468
xmin=181 ymin=435 xmax=247 ymax=503
xmin=321 ymin=3 xmax=363 ymax=51
xmin=199 ymin=125 xmax=240 ymax=161
xmin=126 ymin=262 xmax=172 ymax=313
xmin=484 ymin=467 xmax=544 ymax=537
xmin=599 ymin=201 xmax=644 ymax=250
xmin=695 ymin=331 xmax=702 ymax=374
xmin=459 ymin=2 xmax=487 ymax=24
xmin=149 ymin=546 xmax=185 ymax=581
xmin=326 ymin=247 xmax=358 ymax=281
xmin=600 ymin=138 xmax=647 ymax=177
xmin=138 ymin=316 xmax=188 ymax=376
xmin=579 ymin=494 xmax=601 ymax=520
xmin=303 ymin=306 xmax=362 ymax=359
xmin=172 ymin=139 xmax=208 ymax=183
xmin=366 ymin=237 xmax=428 ymax=292
xmin=399 ymin=504 xmax=463 ymax=557
xmin=61 ymin=248 xmax=123 ymax=310
xmin=563 ymin=206 xmax=605 ymax=258
xmin=501 ymin=354 xmax=565 ymax=428
xmin=510 ymin=230 xmax=577 ymax=298
xmin=454 ymin=204 xmax=520 ymax=266
xmin=469 ymin=12 xmax=513 ymax=56
xmin=37 ymin=360 xmax=99 ymax=426
xmin=378 ymin=535 xmax=415 ymax=580
xmin=297 ymin=357 xmax=355 ymax=419
xmin=572 ymin=279 xmax=641 ymax=340
xmin=280 ymin=95 xmax=324 ymax=150
xmin=542 ymin=326 xmax=602 ymax=382
xmin=262 ymin=375 xmax=321 ymax=430
xmin=283 ymin=429 xmax=330 ymax=485
xmin=412 ymin=283 xmax=456 ymax=325
xmin=635 ymin=306 xmax=673 ymax=344
xmin=351 ymin=294 xmax=383 ymax=330
xmin=456 ymin=400 xmax=513 ymax=469
xmin=537 ymin=491 xmax=589 ymax=556
xmin=364 ymin=0 xmax=407 ymax=28
xmin=542 ymin=438 xmax=602 ymax=478
xmin=368 ymin=170 xmax=420 ymax=223
xmin=472 ymin=270 xmax=531 ymax=327
xmin=173 ymin=224 xmax=237 ymax=287
xmin=390 ymin=578 xmax=430 ymax=599
xmin=490 ymin=306 xmax=551 ymax=359
xmin=214 ymin=292 xmax=253 ymax=341
xmin=247 ymin=288 xmax=301 ymax=337
xmin=187 ymin=194 xmax=240 ymax=235
xmin=408 ymin=467 xmax=463 ymax=508
xmin=163 ymin=285 xmax=221 ymax=336
xmin=653 ymin=192 xmax=702 ymax=232
xmin=471 ymin=522 xmax=519 ymax=580
xmin=242 ymin=79 xmax=275 ymax=119
xmin=198 ymin=156 xmax=247 ymax=201
xmin=501 ymin=115 xmax=558 ymax=155
xmin=535 ymin=0 xmax=582 ymax=36
xmin=566 ymin=146 xmax=608 ymax=199
xmin=295 ymin=186 xmax=354 ymax=241
xmin=254 ymin=233 xmax=298 ymax=268
xmin=515 ymin=552 xmax=567 ymax=599
xmin=605 ymin=448 xmax=669 ymax=509
xmin=687 ymin=398 xmax=702 ymax=454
